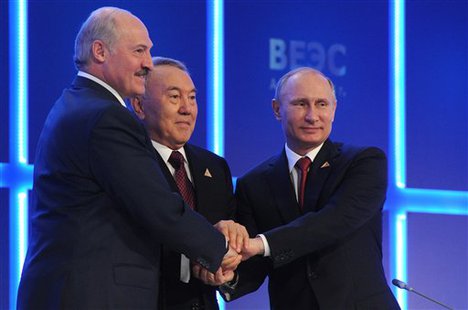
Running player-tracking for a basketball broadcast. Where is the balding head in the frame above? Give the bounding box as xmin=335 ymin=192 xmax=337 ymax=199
xmin=74 ymin=7 xmax=133 ymax=70
xmin=274 ymin=67 xmax=336 ymax=105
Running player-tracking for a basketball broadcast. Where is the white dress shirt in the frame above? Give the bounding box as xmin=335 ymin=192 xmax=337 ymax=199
xmin=77 ymin=71 xmax=127 ymax=108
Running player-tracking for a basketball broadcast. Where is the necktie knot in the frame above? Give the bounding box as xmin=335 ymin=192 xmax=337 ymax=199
xmin=295 ymin=156 xmax=312 ymax=173
xmin=169 ymin=151 xmax=185 ymax=170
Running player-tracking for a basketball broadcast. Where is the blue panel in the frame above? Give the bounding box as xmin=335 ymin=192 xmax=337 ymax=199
xmin=388 ymin=2 xmax=468 ymax=310
xmin=224 ymin=1 xmax=389 ymax=176
xmin=406 ymin=0 xmax=468 ymax=191
xmin=27 ymin=0 xmax=208 ymax=164
xmin=407 ymin=213 xmax=468 ymax=309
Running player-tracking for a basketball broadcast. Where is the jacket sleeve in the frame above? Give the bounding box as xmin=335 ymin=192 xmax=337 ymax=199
xmin=265 ymin=147 xmax=387 ymax=267
xmin=88 ymin=104 xmax=226 ymax=272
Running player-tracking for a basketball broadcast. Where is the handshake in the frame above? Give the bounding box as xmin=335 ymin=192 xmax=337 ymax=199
xmin=191 ymin=220 xmax=264 ymax=286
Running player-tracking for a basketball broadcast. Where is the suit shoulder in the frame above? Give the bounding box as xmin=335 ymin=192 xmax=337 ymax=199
xmin=336 ymin=143 xmax=386 ymax=160
xmin=186 ymin=144 xmax=228 ymax=163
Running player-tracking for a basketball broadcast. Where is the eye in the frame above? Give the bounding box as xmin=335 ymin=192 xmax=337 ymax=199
xmin=292 ymin=100 xmax=306 ymax=107
xmin=316 ymin=100 xmax=329 ymax=108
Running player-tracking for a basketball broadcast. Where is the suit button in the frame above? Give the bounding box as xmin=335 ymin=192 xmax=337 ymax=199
xmin=191 ymin=303 xmax=200 ymax=310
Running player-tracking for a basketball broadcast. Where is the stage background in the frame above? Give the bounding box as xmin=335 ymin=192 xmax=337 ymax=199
xmin=1 ymin=1 xmax=466 ymax=309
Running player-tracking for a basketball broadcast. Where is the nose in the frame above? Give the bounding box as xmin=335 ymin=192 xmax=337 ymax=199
xmin=142 ymin=51 xmax=153 ymax=71
xmin=179 ymin=96 xmax=195 ymax=115
xmin=304 ymin=106 xmax=318 ymax=123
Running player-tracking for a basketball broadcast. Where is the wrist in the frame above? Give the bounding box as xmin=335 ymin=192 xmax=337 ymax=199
xmin=254 ymin=235 xmax=265 ymax=256
xmin=219 ymin=271 xmax=239 ymax=300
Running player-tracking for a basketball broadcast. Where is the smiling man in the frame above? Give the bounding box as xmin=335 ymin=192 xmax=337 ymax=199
xmin=17 ymin=8 xmax=234 ymax=309
xmin=221 ymin=67 xmax=400 ymax=309
xmin=131 ymin=57 xmax=243 ymax=310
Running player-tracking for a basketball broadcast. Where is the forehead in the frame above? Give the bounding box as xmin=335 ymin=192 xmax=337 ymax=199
xmin=282 ymin=71 xmax=334 ymax=101
xmin=114 ymin=13 xmax=152 ymax=46
xmin=149 ymin=65 xmax=195 ymax=90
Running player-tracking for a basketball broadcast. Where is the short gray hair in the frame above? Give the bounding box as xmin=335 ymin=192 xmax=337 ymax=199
xmin=74 ymin=7 xmax=130 ymax=70
xmin=136 ymin=57 xmax=191 ymax=103
xmin=152 ymin=56 xmax=189 ymax=73
xmin=274 ymin=67 xmax=336 ymax=104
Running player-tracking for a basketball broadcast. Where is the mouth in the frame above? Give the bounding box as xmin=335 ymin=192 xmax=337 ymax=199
xmin=175 ymin=121 xmax=192 ymax=128
xmin=301 ymin=126 xmax=321 ymax=133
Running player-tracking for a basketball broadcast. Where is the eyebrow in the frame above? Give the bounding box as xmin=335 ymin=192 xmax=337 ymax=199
xmin=134 ymin=44 xmax=150 ymax=50
xmin=166 ymin=86 xmax=197 ymax=93
xmin=291 ymin=97 xmax=329 ymax=103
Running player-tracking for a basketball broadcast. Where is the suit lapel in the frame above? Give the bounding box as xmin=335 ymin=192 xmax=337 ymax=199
xmin=153 ymin=149 xmax=179 ymax=193
xmin=303 ymin=140 xmax=339 ymax=212
xmin=266 ymin=150 xmax=302 ymax=223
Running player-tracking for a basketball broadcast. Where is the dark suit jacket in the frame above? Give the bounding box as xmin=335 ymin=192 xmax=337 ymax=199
xmin=154 ymin=144 xmax=235 ymax=310
xmin=231 ymin=140 xmax=400 ymax=309
xmin=17 ymin=76 xmax=226 ymax=309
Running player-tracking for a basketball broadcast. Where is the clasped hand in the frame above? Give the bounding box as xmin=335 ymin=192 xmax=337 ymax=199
xmin=192 ymin=220 xmax=265 ymax=286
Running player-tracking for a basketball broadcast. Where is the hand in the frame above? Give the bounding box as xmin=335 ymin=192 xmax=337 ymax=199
xmin=222 ymin=245 xmax=242 ymax=271
xmin=240 ymin=236 xmax=265 ymax=261
xmin=214 ymin=220 xmax=249 ymax=253
xmin=192 ymin=264 xmax=235 ymax=286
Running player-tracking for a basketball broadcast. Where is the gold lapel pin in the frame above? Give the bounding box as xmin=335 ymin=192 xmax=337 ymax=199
xmin=204 ymin=168 xmax=213 ymax=177
xmin=320 ymin=161 xmax=330 ymax=168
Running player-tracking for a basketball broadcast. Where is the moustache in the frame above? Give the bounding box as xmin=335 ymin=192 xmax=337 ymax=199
xmin=135 ymin=68 xmax=149 ymax=77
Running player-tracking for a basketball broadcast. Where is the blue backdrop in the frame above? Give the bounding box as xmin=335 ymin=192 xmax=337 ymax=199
xmin=1 ymin=1 xmax=467 ymax=309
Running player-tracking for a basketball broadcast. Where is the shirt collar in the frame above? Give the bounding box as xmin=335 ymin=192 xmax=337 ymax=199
xmin=77 ymin=71 xmax=126 ymax=108
xmin=151 ymin=140 xmax=188 ymax=164
xmin=285 ymin=142 xmax=324 ymax=174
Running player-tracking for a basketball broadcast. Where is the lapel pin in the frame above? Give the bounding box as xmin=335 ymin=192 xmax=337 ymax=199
xmin=204 ymin=168 xmax=212 ymax=178
xmin=320 ymin=161 xmax=330 ymax=168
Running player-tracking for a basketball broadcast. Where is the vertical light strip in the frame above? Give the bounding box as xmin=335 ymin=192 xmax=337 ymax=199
xmin=391 ymin=0 xmax=406 ymax=189
xmin=395 ymin=212 xmax=408 ymax=309
xmin=10 ymin=0 xmax=28 ymax=164
xmin=9 ymin=189 xmax=28 ymax=310
xmin=207 ymin=0 xmax=224 ymax=156
xmin=392 ymin=2 xmax=407 ymax=306
xmin=389 ymin=0 xmax=407 ymax=309
xmin=208 ymin=1 xmax=226 ymax=308
xmin=9 ymin=0 xmax=29 ymax=309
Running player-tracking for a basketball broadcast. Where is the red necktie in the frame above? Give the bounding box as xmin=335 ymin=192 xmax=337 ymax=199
xmin=168 ymin=151 xmax=196 ymax=210
xmin=295 ymin=157 xmax=312 ymax=209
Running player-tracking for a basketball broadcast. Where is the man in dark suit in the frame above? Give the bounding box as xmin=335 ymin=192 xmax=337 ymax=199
xmin=17 ymin=7 xmax=237 ymax=309
xmin=130 ymin=57 xmax=245 ymax=310
xmin=221 ymin=67 xmax=400 ymax=309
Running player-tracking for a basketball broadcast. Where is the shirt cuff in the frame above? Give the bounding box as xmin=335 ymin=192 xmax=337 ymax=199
xmin=218 ymin=271 xmax=239 ymax=301
xmin=257 ymin=234 xmax=271 ymax=257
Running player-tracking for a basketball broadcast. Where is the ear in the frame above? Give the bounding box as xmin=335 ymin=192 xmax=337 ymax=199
xmin=331 ymin=100 xmax=337 ymax=122
xmin=130 ymin=97 xmax=145 ymax=120
xmin=91 ymin=40 xmax=107 ymax=63
xmin=272 ymin=99 xmax=281 ymax=120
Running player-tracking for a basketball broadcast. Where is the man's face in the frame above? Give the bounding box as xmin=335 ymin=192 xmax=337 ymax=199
xmin=272 ymin=71 xmax=336 ymax=155
xmin=134 ymin=65 xmax=198 ymax=150
xmin=101 ymin=13 xmax=153 ymax=99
